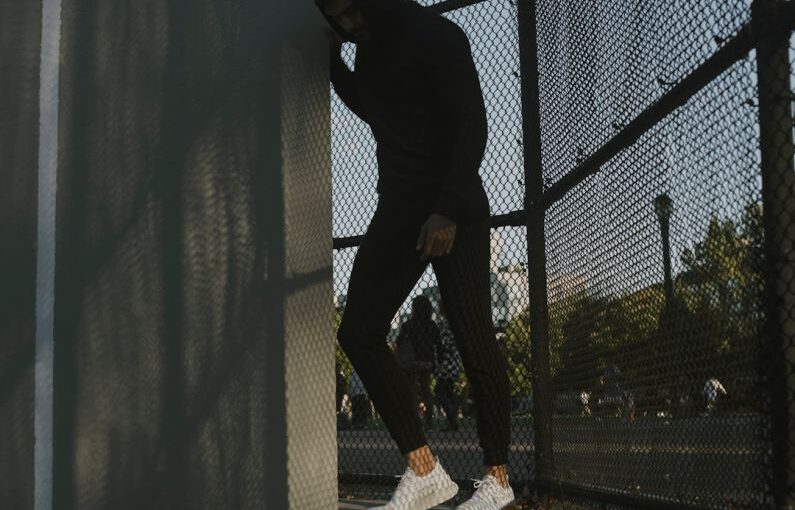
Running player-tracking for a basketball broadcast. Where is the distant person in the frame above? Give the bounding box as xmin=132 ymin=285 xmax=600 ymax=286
xmin=396 ymin=296 xmax=439 ymax=430
xmin=595 ymin=365 xmax=631 ymax=419
xmin=350 ymin=370 xmax=371 ymax=428
xmin=580 ymin=391 xmax=591 ymax=417
xmin=434 ymin=314 xmax=464 ymax=431
xmin=336 ymin=362 xmax=350 ymax=429
xmin=336 ymin=361 xmax=347 ymax=413
xmin=318 ymin=0 xmax=514 ymax=506
xmin=703 ymin=377 xmax=727 ymax=415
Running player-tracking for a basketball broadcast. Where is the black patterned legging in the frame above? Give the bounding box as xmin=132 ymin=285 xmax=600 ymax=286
xmin=337 ymin=199 xmax=510 ymax=466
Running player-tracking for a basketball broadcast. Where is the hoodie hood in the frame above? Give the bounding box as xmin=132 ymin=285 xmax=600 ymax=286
xmin=316 ymin=0 xmax=428 ymax=43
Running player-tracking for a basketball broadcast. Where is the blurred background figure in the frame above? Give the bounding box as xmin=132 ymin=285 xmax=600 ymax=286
xmin=703 ymin=377 xmax=727 ymax=416
xmin=336 ymin=361 xmax=350 ymax=430
xmin=395 ymin=296 xmax=439 ymax=429
xmin=434 ymin=310 xmax=464 ymax=431
xmin=349 ymin=370 xmax=372 ymax=429
xmin=594 ymin=365 xmax=634 ymax=420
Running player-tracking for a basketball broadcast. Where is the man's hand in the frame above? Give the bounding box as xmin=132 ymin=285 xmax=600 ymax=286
xmin=416 ymin=214 xmax=457 ymax=261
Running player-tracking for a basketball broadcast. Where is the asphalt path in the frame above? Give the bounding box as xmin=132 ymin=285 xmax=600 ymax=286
xmin=338 ymin=415 xmax=770 ymax=509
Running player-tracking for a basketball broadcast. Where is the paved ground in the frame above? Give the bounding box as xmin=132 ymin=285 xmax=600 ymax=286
xmin=338 ymin=414 xmax=769 ymax=509
xmin=339 ymin=500 xmax=453 ymax=509
xmin=338 ymin=424 xmax=535 ymax=482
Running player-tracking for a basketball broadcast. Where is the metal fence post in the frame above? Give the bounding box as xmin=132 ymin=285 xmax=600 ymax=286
xmin=753 ymin=0 xmax=795 ymax=508
xmin=517 ymin=0 xmax=554 ymax=483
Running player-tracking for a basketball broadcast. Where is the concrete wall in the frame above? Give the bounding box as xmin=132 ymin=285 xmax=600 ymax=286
xmin=0 ymin=2 xmax=42 ymax=509
xmin=3 ymin=1 xmax=334 ymax=509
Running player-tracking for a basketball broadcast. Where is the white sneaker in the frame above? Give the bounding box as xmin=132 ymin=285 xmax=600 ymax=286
xmin=456 ymin=475 xmax=514 ymax=509
xmin=372 ymin=457 xmax=459 ymax=510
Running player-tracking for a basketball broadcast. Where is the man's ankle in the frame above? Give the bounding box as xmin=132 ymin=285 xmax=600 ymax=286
xmin=485 ymin=468 xmax=509 ymax=488
xmin=410 ymin=456 xmax=437 ymax=476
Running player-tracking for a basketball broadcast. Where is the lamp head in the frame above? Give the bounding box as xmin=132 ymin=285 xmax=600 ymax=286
xmin=654 ymin=193 xmax=673 ymax=221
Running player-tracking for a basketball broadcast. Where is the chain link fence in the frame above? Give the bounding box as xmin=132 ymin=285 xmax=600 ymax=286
xmin=333 ymin=0 xmax=795 ymax=509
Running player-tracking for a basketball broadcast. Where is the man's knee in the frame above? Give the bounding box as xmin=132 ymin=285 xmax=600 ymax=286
xmin=337 ymin=316 xmax=376 ymax=358
xmin=336 ymin=319 xmax=360 ymax=355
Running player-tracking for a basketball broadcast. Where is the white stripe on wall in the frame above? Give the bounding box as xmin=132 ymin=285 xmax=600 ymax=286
xmin=35 ymin=0 xmax=62 ymax=509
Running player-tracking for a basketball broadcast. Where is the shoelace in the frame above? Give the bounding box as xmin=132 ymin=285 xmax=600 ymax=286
xmin=471 ymin=477 xmax=501 ymax=502
xmin=473 ymin=477 xmax=496 ymax=490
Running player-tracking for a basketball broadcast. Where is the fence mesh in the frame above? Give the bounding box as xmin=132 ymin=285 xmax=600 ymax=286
xmin=333 ymin=0 xmax=795 ymax=509
xmin=538 ymin=1 xmax=767 ymax=508
xmin=535 ymin=1 xmax=794 ymax=508
xmin=543 ymin=55 xmax=768 ymax=509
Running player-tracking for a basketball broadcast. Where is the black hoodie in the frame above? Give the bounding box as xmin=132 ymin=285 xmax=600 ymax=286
xmin=319 ymin=0 xmax=489 ymax=223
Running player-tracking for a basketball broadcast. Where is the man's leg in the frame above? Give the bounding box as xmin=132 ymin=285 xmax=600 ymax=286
xmin=336 ymin=205 xmax=430 ymax=460
xmin=432 ymin=219 xmax=511 ymax=484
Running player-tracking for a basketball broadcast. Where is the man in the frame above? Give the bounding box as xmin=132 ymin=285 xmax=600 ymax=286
xmin=317 ymin=0 xmax=513 ymax=508
xmin=396 ymin=296 xmax=439 ymax=430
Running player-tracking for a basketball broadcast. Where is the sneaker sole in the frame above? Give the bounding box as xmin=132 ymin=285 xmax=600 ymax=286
xmin=411 ymin=479 xmax=459 ymax=510
xmin=457 ymin=495 xmax=516 ymax=510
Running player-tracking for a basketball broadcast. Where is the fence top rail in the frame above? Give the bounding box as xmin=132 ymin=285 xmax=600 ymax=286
xmin=428 ymin=0 xmax=489 ymax=14
xmin=539 ymin=3 xmax=795 ymax=212
xmin=537 ymin=22 xmax=755 ymax=211
xmin=332 ymin=210 xmax=526 ymax=250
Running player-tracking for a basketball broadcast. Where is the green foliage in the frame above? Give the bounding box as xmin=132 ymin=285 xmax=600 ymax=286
xmin=334 ymin=307 xmax=353 ymax=383
xmin=503 ymin=308 xmax=533 ymax=397
xmin=671 ymin=203 xmax=765 ymax=410
xmin=543 ymin=202 xmax=765 ymax=411
xmin=550 ymin=287 xmax=665 ymax=394
xmin=678 ymin=203 xmax=765 ymax=355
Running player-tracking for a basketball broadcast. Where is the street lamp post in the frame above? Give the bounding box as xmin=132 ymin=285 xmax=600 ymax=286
xmin=654 ymin=193 xmax=674 ymax=304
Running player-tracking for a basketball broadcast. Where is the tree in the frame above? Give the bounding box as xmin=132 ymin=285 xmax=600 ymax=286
xmin=334 ymin=307 xmax=352 ymax=382
xmin=503 ymin=308 xmax=533 ymax=397
xmin=674 ymin=203 xmax=765 ymax=410
xmin=553 ymin=293 xmax=608 ymax=393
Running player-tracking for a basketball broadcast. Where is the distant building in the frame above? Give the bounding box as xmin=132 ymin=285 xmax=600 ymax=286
xmin=492 ymin=267 xmax=526 ymax=328
xmin=376 ymin=232 xmax=588 ymax=342
xmin=547 ymin=273 xmax=589 ymax=303
xmin=416 ymin=231 xmax=587 ymax=329
xmin=490 ymin=231 xmax=587 ymax=326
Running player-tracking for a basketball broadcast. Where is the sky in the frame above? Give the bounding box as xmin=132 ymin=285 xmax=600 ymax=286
xmin=330 ymin=0 xmax=794 ymax=311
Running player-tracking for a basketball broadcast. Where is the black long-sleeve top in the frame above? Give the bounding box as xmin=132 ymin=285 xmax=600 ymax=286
xmin=329 ymin=4 xmax=490 ymax=223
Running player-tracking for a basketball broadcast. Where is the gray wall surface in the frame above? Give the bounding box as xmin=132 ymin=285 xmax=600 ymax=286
xmin=3 ymin=0 xmax=334 ymax=509
xmin=0 ymin=2 xmax=42 ymax=509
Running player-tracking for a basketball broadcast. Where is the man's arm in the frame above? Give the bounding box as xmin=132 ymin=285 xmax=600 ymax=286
xmin=421 ymin=20 xmax=488 ymax=222
xmin=330 ymin=45 xmax=368 ymax=122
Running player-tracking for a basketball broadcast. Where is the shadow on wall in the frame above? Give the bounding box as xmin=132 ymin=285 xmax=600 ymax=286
xmin=0 ymin=1 xmax=335 ymax=509
xmin=0 ymin=0 xmax=44 ymax=508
